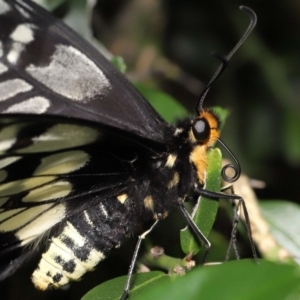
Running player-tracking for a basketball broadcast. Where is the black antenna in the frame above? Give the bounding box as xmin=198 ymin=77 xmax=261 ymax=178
xmin=196 ymin=6 xmax=257 ymax=114
xmin=218 ymin=138 xmax=241 ymax=182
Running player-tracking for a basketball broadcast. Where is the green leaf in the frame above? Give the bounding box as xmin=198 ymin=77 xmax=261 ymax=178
xmin=211 ymin=106 xmax=229 ymax=129
xmin=180 ymin=148 xmax=222 ymax=255
xmin=111 ymin=56 xmax=127 ymax=73
xmin=283 ymin=110 xmax=300 ymax=164
xmin=135 ymin=83 xmax=189 ymax=123
xmin=83 ymin=260 xmax=300 ymax=300
xmin=260 ymin=200 xmax=300 ymax=265
xmin=81 ymin=271 xmax=170 ymax=300
xmin=34 ymin=0 xmax=65 ymax=11
xmin=138 ymin=260 xmax=300 ymax=300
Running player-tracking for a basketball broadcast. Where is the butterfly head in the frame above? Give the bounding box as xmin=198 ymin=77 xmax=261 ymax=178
xmin=189 ymin=109 xmax=220 ymax=147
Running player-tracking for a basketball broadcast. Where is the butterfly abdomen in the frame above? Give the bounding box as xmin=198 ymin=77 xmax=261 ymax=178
xmin=32 ymin=199 xmax=134 ymax=290
xmin=32 ymin=221 xmax=105 ymax=290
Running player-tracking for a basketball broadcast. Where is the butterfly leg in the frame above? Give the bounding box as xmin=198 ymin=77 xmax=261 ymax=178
xmin=177 ymin=203 xmax=211 ymax=263
xmin=120 ymin=218 xmax=161 ymax=300
xmin=195 ymin=187 xmax=258 ymax=262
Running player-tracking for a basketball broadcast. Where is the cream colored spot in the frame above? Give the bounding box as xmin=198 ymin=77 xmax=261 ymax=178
xmin=0 ymin=176 xmax=55 ymax=197
xmin=4 ymin=97 xmax=50 ymax=114
xmin=0 ymin=138 xmax=16 ymax=152
xmin=34 ymin=151 xmax=89 ymax=175
xmin=117 ymin=193 xmax=128 ymax=204
xmin=52 ymin=222 xmax=105 ymax=270
xmin=100 ymin=203 xmax=108 ymax=218
xmin=17 ymin=124 xmax=99 ymax=153
xmin=0 ymin=1 xmax=10 ymax=15
xmin=10 ymin=24 xmax=35 ymax=44
xmin=84 ymin=210 xmax=94 ymax=226
xmin=0 ymin=203 xmax=53 ymax=232
xmin=165 ymin=154 xmax=177 ymax=168
xmin=32 ymin=258 xmax=68 ymax=290
xmin=0 ymin=156 xmax=21 ymax=168
xmin=0 ymin=122 xmax=27 ymax=153
xmin=144 ymin=196 xmax=154 ymax=211
xmin=26 ymin=45 xmax=110 ymax=102
xmin=168 ymin=172 xmax=180 ymax=189
xmin=174 ymin=128 xmax=183 ymax=136
xmin=7 ymin=42 xmax=25 ymax=64
xmin=17 ymin=204 xmax=66 ymax=245
xmin=22 ymin=181 xmax=72 ymax=202
xmin=0 ymin=207 xmax=25 ymax=223
xmin=32 ymin=220 xmax=105 ymax=289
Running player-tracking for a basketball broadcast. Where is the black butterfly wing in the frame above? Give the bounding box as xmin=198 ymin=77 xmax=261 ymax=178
xmin=0 ymin=0 xmax=169 ymax=143
xmin=0 ymin=0 xmax=173 ymax=283
xmin=0 ymin=115 xmax=142 ymax=278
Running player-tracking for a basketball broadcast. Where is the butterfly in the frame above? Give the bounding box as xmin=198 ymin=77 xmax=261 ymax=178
xmin=0 ymin=1 xmax=257 ymax=298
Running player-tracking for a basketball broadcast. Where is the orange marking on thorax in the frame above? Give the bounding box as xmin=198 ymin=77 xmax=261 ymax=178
xmin=189 ymin=145 xmax=207 ymax=185
xmin=190 ymin=109 xmax=221 ymax=184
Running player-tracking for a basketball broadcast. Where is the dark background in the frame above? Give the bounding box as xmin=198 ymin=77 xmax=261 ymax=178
xmin=2 ymin=0 xmax=300 ymax=299
xmin=93 ymin=0 xmax=300 ymax=204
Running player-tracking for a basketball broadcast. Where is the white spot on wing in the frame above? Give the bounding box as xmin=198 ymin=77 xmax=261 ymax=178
xmin=33 ymin=151 xmax=89 ymax=175
xmin=26 ymin=45 xmax=111 ymax=101
xmin=17 ymin=124 xmax=99 ymax=153
xmin=4 ymin=96 xmax=50 ymax=114
xmin=0 ymin=176 xmax=56 ymax=197
xmin=0 ymin=138 xmax=16 ymax=152
xmin=7 ymin=42 xmax=25 ymax=64
xmin=0 ymin=203 xmax=54 ymax=232
xmin=0 ymin=207 xmax=26 ymax=223
xmin=0 ymin=156 xmax=21 ymax=168
xmin=0 ymin=1 xmax=11 ymax=15
xmin=0 ymin=122 xmax=27 ymax=153
xmin=10 ymin=24 xmax=35 ymax=44
xmin=22 ymin=181 xmax=72 ymax=202
xmin=0 ymin=78 xmax=32 ymax=101
xmin=17 ymin=204 xmax=66 ymax=245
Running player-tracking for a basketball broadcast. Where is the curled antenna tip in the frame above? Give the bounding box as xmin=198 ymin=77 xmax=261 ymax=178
xmin=196 ymin=6 xmax=257 ymax=113
xmin=218 ymin=138 xmax=241 ymax=183
xmin=239 ymin=6 xmax=257 ymax=26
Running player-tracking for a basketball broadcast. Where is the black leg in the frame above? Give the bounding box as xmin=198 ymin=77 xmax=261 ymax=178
xmin=195 ymin=187 xmax=258 ymax=262
xmin=178 ymin=203 xmax=211 ymax=263
xmin=120 ymin=218 xmax=160 ymax=300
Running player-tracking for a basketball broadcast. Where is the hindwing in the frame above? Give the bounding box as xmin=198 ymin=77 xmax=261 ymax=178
xmin=0 ymin=115 xmax=147 ymax=278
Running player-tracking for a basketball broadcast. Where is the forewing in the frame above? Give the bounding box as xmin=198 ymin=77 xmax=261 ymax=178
xmin=0 ymin=0 xmax=169 ymax=142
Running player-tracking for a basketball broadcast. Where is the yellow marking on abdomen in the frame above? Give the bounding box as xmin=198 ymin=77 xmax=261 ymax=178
xmin=144 ymin=195 xmax=154 ymax=211
xmin=117 ymin=194 xmax=128 ymax=204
